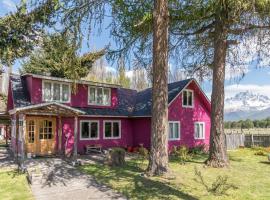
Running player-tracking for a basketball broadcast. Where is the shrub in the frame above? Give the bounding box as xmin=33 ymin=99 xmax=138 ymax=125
xmin=106 ymin=148 xmax=126 ymax=167
xmin=173 ymin=145 xmax=192 ymax=164
xmin=189 ymin=144 xmax=208 ymax=155
xmin=194 ymin=167 xmax=238 ymax=196
xmin=254 ymin=150 xmax=266 ymax=156
xmin=138 ymin=147 xmax=149 ymax=159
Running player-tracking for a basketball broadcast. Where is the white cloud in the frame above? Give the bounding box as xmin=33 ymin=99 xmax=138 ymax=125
xmin=1 ymin=0 xmax=16 ymax=12
xmin=225 ymin=84 xmax=270 ymax=98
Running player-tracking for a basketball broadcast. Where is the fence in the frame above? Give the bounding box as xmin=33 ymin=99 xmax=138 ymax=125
xmin=225 ymin=133 xmax=270 ymax=149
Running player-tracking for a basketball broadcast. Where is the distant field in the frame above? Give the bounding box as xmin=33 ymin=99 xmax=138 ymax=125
xmin=225 ymin=128 xmax=270 ymax=135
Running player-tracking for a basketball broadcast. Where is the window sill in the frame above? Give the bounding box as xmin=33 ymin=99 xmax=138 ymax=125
xmin=168 ymin=138 xmax=181 ymax=141
xmin=103 ymin=137 xmax=121 ymax=140
xmin=80 ymin=137 xmax=99 ymax=141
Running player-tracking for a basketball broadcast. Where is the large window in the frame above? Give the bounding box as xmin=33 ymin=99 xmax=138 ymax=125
xmin=182 ymin=89 xmax=194 ymax=107
xmin=194 ymin=122 xmax=205 ymax=139
xmin=169 ymin=121 xmax=180 ymax=140
xmin=43 ymin=81 xmax=70 ymax=103
xmin=80 ymin=121 xmax=99 ymax=140
xmin=88 ymin=86 xmax=111 ymax=106
xmin=103 ymin=121 xmax=121 ymax=139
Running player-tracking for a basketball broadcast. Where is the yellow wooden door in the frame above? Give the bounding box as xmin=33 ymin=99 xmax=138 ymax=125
xmin=25 ymin=118 xmax=37 ymax=154
xmin=26 ymin=117 xmax=56 ymax=156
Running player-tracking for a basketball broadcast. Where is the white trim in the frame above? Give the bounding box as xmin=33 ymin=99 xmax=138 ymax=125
xmin=103 ymin=120 xmax=121 ymax=139
xmin=22 ymin=73 xmax=120 ymax=88
xmin=168 ymin=121 xmax=181 ymax=141
xmin=182 ymin=89 xmax=194 ymax=108
xmin=9 ymin=102 xmax=85 ymax=115
xmin=88 ymin=86 xmax=111 ymax=106
xmin=42 ymin=80 xmax=71 ymax=103
xmin=194 ymin=122 xmax=205 ymax=139
xmin=80 ymin=120 xmax=99 ymax=140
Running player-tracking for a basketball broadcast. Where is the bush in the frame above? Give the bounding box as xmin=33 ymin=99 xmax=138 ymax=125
xmin=106 ymin=148 xmax=126 ymax=167
xmin=194 ymin=167 xmax=238 ymax=196
xmin=189 ymin=144 xmax=208 ymax=155
xmin=254 ymin=150 xmax=266 ymax=156
xmin=138 ymin=147 xmax=149 ymax=159
xmin=172 ymin=145 xmax=192 ymax=164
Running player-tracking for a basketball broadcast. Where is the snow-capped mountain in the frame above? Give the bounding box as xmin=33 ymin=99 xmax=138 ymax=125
xmin=224 ymin=91 xmax=270 ymax=121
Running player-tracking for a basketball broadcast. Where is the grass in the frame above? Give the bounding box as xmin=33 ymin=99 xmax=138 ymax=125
xmin=80 ymin=149 xmax=270 ymax=200
xmin=0 ymin=169 xmax=33 ymax=200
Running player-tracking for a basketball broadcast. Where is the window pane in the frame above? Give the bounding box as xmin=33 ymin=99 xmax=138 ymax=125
xmin=183 ymin=91 xmax=187 ymax=106
xmin=188 ymin=91 xmax=193 ymax=106
xmin=200 ymin=124 xmax=204 ymax=138
xmin=81 ymin=122 xmax=89 ymax=138
xmin=53 ymin=83 xmax=60 ymax=101
xmin=90 ymin=122 xmax=98 ymax=138
xmin=113 ymin=122 xmax=119 ymax=137
xmin=174 ymin=123 xmax=179 ymax=138
xmin=62 ymin=84 xmax=70 ymax=102
xmin=103 ymin=89 xmax=110 ymax=105
xmin=44 ymin=82 xmax=52 ymax=101
xmin=97 ymin=88 xmax=103 ymax=104
xmin=89 ymin=88 xmax=96 ymax=104
xmin=105 ymin=122 xmax=112 ymax=138
xmin=169 ymin=123 xmax=174 ymax=139
xmin=195 ymin=124 xmax=200 ymax=138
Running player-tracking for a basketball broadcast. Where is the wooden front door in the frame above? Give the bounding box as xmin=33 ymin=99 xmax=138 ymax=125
xmin=26 ymin=117 xmax=56 ymax=156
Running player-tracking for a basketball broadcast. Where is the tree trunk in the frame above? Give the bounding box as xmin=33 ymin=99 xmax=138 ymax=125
xmin=147 ymin=0 xmax=169 ymax=176
xmin=206 ymin=19 xmax=229 ymax=167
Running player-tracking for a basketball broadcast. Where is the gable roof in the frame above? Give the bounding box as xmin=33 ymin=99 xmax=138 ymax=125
xmin=9 ymin=75 xmax=208 ymax=117
xmin=132 ymin=79 xmax=192 ymax=116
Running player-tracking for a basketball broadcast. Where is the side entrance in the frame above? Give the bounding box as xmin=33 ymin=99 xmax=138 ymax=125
xmin=25 ymin=117 xmax=56 ymax=156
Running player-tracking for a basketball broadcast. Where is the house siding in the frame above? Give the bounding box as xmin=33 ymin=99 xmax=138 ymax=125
xmin=26 ymin=75 xmax=118 ymax=108
xmin=61 ymin=117 xmax=133 ymax=154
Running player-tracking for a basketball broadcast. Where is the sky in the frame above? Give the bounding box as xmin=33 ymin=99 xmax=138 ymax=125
xmin=1 ymin=0 xmax=270 ymax=99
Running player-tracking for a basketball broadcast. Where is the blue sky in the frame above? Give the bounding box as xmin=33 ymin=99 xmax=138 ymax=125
xmin=1 ymin=0 xmax=270 ymax=99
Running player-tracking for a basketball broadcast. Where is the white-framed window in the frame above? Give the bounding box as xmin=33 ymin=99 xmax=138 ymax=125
xmin=80 ymin=120 xmax=99 ymax=140
xmin=103 ymin=120 xmax=121 ymax=139
xmin=182 ymin=89 xmax=194 ymax=108
xmin=168 ymin=121 xmax=180 ymax=140
xmin=194 ymin=122 xmax=205 ymax=139
xmin=88 ymin=86 xmax=111 ymax=106
xmin=42 ymin=80 xmax=71 ymax=103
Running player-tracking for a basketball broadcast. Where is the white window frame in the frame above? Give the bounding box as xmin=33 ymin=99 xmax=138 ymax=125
xmin=168 ymin=121 xmax=181 ymax=141
xmin=182 ymin=89 xmax=194 ymax=108
xmin=88 ymin=86 xmax=111 ymax=106
xmin=80 ymin=120 xmax=99 ymax=140
xmin=42 ymin=80 xmax=71 ymax=103
xmin=103 ymin=120 xmax=121 ymax=139
xmin=194 ymin=122 xmax=205 ymax=139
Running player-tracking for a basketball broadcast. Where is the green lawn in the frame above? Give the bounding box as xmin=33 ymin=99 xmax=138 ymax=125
xmin=80 ymin=149 xmax=270 ymax=200
xmin=0 ymin=169 xmax=33 ymax=200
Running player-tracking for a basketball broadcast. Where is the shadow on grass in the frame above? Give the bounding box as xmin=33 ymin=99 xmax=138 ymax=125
xmin=259 ymin=161 xmax=270 ymax=165
xmin=81 ymin=161 xmax=198 ymax=200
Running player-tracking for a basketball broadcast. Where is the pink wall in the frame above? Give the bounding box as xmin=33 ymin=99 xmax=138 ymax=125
xmin=7 ymin=80 xmax=14 ymax=111
xmin=26 ymin=75 xmax=118 ymax=108
xmin=131 ymin=81 xmax=211 ymax=151
xmin=61 ymin=117 xmax=133 ymax=154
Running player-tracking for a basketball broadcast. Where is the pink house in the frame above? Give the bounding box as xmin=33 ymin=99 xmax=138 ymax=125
xmin=7 ymin=73 xmax=211 ymax=158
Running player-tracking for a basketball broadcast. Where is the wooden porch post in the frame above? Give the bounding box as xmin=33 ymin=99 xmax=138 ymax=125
xmin=19 ymin=114 xmax=26 ymax=165
xmin=73 ymin=116 xmax=78 ymax=160
xmin=58 ymin=116 xmax=62 ymax=154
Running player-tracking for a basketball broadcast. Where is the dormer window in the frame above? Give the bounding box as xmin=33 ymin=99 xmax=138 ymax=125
xmin=88 ymin=86 xmax=111 ymax=106
xmin=42 ymin=81 xmax=71 ymax=103
xmin=182 ymin=89 xmax=193 ymax=107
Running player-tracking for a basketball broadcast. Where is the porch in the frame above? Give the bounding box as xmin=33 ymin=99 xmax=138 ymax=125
xmin=9 ymin=102 xmax=85 ymax=161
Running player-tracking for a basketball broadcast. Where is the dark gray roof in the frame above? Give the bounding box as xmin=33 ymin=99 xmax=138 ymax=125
xmin=132 ymin=79 xmax=192 ymax=116
xmin=10 ymin=75 xmax=192 ymax=117
xmin=10 ymin=75 xmax=31 ymax=108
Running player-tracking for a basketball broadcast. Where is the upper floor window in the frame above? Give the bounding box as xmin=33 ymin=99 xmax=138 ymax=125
xmin=194 ymin=122 xmax=205 ymax=139
xmin=88 ymin=86 xmax=111 ymax=106
xmin=169 ymin=121 xmax=180 ymax=140
xmin=182 ymin=89 xmax=193 ymax=107
xmin=43 ymin=81 xmax=70 ymax=103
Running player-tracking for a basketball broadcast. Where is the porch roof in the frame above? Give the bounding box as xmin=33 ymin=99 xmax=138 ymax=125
xmin=9 ymin=102 xmax=85 ymax=116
